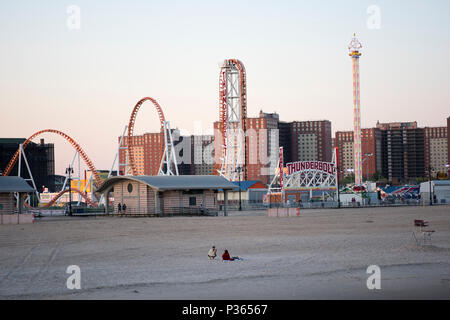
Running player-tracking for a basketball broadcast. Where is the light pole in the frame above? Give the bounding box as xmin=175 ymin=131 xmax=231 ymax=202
xmin=347 ymin=168 xmax=362 ymax=204
xmin=336 ymin=166 xmax=343 ymax=208
xmin=428 ymin=166 xmax=433 ymax=206
xmin=362 ymin=153 xmax=373 ymax=183
xmin=235 ymin=166 xmax=242 ymax=211
xmin=361 ymin=153 xmax=373 ymax=206
xmin=66 ymin=165 xmax=74 ymax=216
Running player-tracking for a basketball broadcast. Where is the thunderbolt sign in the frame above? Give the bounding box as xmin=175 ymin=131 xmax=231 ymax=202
xmin=286 ymin=161 xmax=336 ymax=176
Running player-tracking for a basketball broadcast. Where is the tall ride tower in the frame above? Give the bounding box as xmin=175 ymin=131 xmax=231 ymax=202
xmin=216 ymin=59 xmax=248 ymax=181
xmin=348 ymin=33 xmax=363 ymax=186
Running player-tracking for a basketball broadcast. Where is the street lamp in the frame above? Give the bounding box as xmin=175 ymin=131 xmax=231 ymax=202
xmin=362 ymin=153 xmax=373 ymax=183
xmin=336 ymin=166 xmax=343 ymax=208
xmin=346 ymin=168 xmax=364 ymax=204
xmin=428 ymin=166 xmax=433 ymax=206
xmin=235 ymin=166 xmax=243 ymax=211
xmin=66 ymin=165 xmax=74 ymax=216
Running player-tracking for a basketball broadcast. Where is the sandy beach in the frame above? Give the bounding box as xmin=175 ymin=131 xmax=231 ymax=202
xmin=0 ymin=206 xmax=449 ymax=299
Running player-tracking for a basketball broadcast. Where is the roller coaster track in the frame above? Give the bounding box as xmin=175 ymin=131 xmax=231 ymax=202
xmin=127 ymin=97 xmax=166 ymax=176
xmin=2 ymin=129 xmax=102 ymax=188
xmin=23 ymin=188 xmax=98 ymax=208
xmin=217 ymin=59 xmax=248 ymax=180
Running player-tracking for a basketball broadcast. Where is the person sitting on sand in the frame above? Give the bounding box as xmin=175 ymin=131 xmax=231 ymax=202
xmin=222 ymin=249 xmax=241 ymax=261
xmin=208 ymin=246 xmax=217 ymax=259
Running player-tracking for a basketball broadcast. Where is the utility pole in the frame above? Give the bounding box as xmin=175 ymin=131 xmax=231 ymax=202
xmin=362 ymin=153 xmax=373 ymax=205
xmin=428 ymin=166 xmax=433 ymax=206
xmin=337 ymin=167 xmax=341 ymax=208
xmin=66 ymin=165 xmax=74 ymax=215
xmin=335 ymin=147 xmax=341 ymax=209
xmin=364 ymin=153 xmax=373 ymax=183
xmin=236 ymin=166 xmax=242 ymax=211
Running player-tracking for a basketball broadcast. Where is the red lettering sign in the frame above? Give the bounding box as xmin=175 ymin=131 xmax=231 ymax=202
xmin=285 ymin=161 xmax=336 ymax=176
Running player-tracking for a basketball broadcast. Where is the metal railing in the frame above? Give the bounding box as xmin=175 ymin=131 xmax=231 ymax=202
xmin=220 ymin=199 xmax=449 ymax=210
xmin=108 ymin=206 xmax=218 ymax=217
xmin=20 ymin=199 xmax=449 ymax=219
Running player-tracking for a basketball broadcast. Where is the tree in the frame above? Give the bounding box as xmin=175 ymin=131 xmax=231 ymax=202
xmin=340 ymin=173 xmax=355 ymax=185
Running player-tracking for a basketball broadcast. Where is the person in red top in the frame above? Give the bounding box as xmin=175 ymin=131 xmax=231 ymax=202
xmin=222 ymin=250 xmax=233 ymax=261
xmin=222 ymin=249 xmax=242 ymax=261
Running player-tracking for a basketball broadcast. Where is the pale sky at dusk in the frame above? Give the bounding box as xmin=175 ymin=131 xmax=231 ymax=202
xmin=1 ymin=0 xmax=449 ymax=175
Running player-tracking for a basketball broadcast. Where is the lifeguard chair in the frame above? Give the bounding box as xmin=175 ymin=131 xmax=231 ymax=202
xmin=412 ymin=219 xmax=435 ymax=245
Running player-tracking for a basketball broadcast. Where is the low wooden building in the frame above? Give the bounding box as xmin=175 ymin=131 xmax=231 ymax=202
xmin=97 ymin=175 xmax=237 ymax=216
xmin=0 ymin=176 xmax=35 ymax=224
xmin=217 ymin=180 xmax=268 ymax=203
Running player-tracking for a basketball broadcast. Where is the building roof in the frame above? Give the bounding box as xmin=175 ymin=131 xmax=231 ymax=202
xmin=96 ymin=175 xmax=238 ymax=193
xmin=433 ymin=180 xmax=450 ymax=186
xmin=0 ymin=138 xmax=26 ymax=144
xmin=230 ymin=180 xmax=268 ymax=191
xmin=0 ymin=176 xmax=34 ymax=192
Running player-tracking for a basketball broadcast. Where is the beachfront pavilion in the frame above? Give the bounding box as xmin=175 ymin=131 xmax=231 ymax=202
xmin=0 ymin=176 xmax=34 ymax=214
xmin=96 ymin=175 xmax=237 ymax=216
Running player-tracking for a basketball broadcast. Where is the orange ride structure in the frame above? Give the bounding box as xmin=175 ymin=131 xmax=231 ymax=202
xmin=125 ymin=97 xmax=178 ymax=176
xmin=2 ymin=129 xmax=102 ymax=207
xmin=348 ymin=33 xmax=363 ymax=186
xmin=215 ymin=59 xmax=248 ymax=181
xmin=23 ymin=188 xmax=98 ymax=208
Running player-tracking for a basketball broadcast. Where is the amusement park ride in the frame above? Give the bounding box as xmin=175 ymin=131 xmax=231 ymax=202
xmin=215 ymin=59 xmax=248 ymax=182
xmin=264 ymin=34 xmax=365 ymax=203
xmin=2 ymin=35 xmax=363 ymax=208
xmin=1 ymin=97 xmax=179 ymax=209
xmin=349 ymin=33 xmax=363 ymax=187
xmin=266 ymin=147 xmax=339 ymax=203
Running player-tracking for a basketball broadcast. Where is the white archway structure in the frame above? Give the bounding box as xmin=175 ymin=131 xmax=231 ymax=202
xmin=268 ymin=149 xmax=338 ymax=200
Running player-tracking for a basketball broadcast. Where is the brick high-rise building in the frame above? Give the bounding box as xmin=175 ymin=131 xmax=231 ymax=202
xmin=213 ymin=111 xmax=279 ymax=184
xmin=424 ymin=126 xmax=448 ymax=177
xmin=334 ymin=128 xmax=382 ymax=180
xmin=177 ymin=135 xmax=214 ymax=175
xmin=334 ymin=131 xmax=354 ymax=179
xmin=119 ymin=130 xmax=181 ymax=176
xmin=246 ymin=111 xmax=279 ymax=184
xmin=290 ymin=120 xmax=332 ymax=163
xmin=278 ymin=121 xmax=293 ymax=164
xmin=448 ymin=117 xmax=450 ymax=177
xmin=193 ymin=135 xmax=215 ymax=175
xmin=376 ymin=121 xmax=418 ymax=131
xmin=377 ymin=122 xmax=424 ymax=184
xmin=361 ymin=128 xmax=383 ymax=180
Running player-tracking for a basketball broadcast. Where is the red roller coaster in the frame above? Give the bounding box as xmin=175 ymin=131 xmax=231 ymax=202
xmin=2 ymin=129 xmax=102 ymax=208
xmin=3 ymin=129 xmax=102 ymax=187
xmin=24 ymin=187 xmax=98 ymax=208
xmin=217 ymin=59 xmax=248 ymax=181
xmin=126 ymin=97 xmax=166 ymax=176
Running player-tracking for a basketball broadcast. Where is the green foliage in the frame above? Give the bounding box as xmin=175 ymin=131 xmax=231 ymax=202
xmin=340 ymin=173 xmax=355 ymax=185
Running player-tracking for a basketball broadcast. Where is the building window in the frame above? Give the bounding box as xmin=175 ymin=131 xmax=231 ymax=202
xmin=127 ymin=183 xmax=133 ymax=193
xmin=189 ymin=196 xmax=196 ymax=206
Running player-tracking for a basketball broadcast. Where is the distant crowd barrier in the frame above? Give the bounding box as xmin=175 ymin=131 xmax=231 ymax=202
xmin=267 ymin=207 xmax=301 ymax=217
xmin=0 ymin=213 xmax=35 ymax=225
